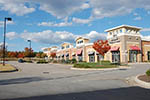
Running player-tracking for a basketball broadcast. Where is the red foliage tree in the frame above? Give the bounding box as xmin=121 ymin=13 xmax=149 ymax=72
xmin=93 ymin=40 xmax=111 ymax=56
xmin=50 ymin=52 xmax=56 ymax=59
xmin=17 ymin=53 xmax=24 ymax=58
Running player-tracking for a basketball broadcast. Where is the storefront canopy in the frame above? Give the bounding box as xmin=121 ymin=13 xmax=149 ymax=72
xmin=88 ymin=51 xmax=95 ymax=55
xmin=110 ymin=46 xmax=120 ymax=52
xmin=76 ymin=49 xmax=83 ymax=55
xmin=130 ymin=46 xmax=141 ymax=51
xmin=65 ymin=53 xmax=69 ymax=57
xmin=61 ymin=54 xmax=64 ymax=57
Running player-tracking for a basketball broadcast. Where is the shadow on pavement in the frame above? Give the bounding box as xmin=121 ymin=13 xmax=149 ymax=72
xmin=3 ymin=87 xmax=150 ymax=100
xmin=0 ymin=74 xmax=87 ymax=85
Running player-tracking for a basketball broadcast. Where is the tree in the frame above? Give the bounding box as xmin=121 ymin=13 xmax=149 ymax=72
xmin=50 ymin=52 xmax=56 ymax=59
xmin=17 ymin=52 xmax=24 ymax=58
xmin=41 ymin=53 xmax=47 ymax=58
xmin=93 ymin=40 xmax=111 ymax=56
xmin=24 ymin=47 xmax=35 ymax=57
xmin=7 ymin=52 xmax=17 ymax=58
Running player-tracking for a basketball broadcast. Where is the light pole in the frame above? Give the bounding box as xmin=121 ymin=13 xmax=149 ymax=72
xmin=3 ymin=17 xmax=12 ymax=66
xmin=27 ymin=40 xmax=31 ymax=60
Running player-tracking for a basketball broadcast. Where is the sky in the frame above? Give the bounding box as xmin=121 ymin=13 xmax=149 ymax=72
xmin=0 ymin=0 xmax=150 ymax=52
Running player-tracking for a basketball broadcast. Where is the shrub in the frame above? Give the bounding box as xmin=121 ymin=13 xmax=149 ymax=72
xmin=37 ymin=60 xmax=48 ymax=64
xmin=146 ymin=69 xmax=150 ymax=76
xmin=25 ymin=60 xmax=33 ymax=63
xmin=73 ymin=63 xmax=91 ymax=68
xmin=71 ymin=59 xmax=77 ymax=64
xmin=61 ymin=59 xmax=65 ymax=63
xmin=101 ymin=60 xmax=111 ymax=65
xmin=53 ymin=60 xmax=58 ymax=63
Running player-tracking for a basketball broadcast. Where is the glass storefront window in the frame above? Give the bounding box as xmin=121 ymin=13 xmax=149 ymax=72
xmin=97 ymin=54 xmax=104 ymax=62
xmin=78 ymin=56 xmax=82 ymax=62
xmin=89 ymin=54 xmax=95 ymax=63
xmin=112 ymin=51 xmax=120 ymax=63
xmin=129 ymin=50 xmax=137 ymax=62
xmin=147 ymin=51 xmax=150 ymax=61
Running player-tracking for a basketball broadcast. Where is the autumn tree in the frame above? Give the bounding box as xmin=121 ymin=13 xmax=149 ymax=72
xmin=7 ymin=52 xmax=17 ymax=58
xmin=24 ymin=47 xmax=35 ymax=57
xmin=93 ymin=40 xmax=111 ymax=56
xmin=17 ymin=52 xmax=25 ymax=58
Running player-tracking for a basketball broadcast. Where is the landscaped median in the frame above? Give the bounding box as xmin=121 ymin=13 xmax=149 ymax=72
xmin=72 ymin=61 xmax=129 ymax=70
xmin=134 ymin=69 xmax=150 ymax=88
xmin=0 ymin=64 xmax=18 ymax=73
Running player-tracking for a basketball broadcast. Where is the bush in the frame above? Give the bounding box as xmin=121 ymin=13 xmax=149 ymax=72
xmin=73 ymin=63 xmax=91 ymax=68
xmin=71 ymin=59 xmax=77 ymax=64
xmin=146 ymin=69 xmax=150 ymax=76
xmin=25 ymin=60 xmax=33 ymax=63
xmin=37 ymin=60 xmax=48 ymax=64
xmin=53 ymin=60 xmax=58 ymax=63
xmin=61 ymin=59 xmax=65 ymax=63
xmin=100 ymin=60 xmax=111 ymax=65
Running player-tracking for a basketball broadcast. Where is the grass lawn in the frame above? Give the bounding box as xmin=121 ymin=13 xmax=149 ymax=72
xmin=0 ymin=64 xmax=17 ymax=72
xmin=73 ymin=61 xmax=119 ymax=69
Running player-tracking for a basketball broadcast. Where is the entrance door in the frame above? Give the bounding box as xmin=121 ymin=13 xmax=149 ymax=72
xmin=130 ymin=51 xmax=137 ymax=62
xmin=89 ymin=55 xmax=95 ymax=62
xmin=112 ymin=51 xmax=120 ymax=63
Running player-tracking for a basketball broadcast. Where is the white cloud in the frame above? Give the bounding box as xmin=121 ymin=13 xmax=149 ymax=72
xmin=38 ymin=21 xmax=72 ymax=27
xmin=134 ymin=16 xmax=142 ymax=20
xmin=89 ymin=0 xmax=150 ymax=19
xmin=141 ymin=28 xmax=150 ymax=32
xmin=34 ymin=0 xmax=89 ymax=19
xmin=148 ymin=11 xmax=150 ymax=14
xmin=18 ymin=30 xmax=106 ymax=45
xmin=0 ymin=20 xmax=14 ymax=27
xmin=72 ymin=17 xmax=92 ymax=24
xmin=133 ymin=13 xmax=138 ymax=16
xmin=20 ymin=30 xmax=77 ymax=44
xmin=0 ymin=0 xmax=35 ymax=16
xmin=6 ymin=32 xmax=18 ymax=40
xmin=1 ymin=0 xmax=150 ymax=22
xmin=83 ymin=31 xmax=106 ymax=41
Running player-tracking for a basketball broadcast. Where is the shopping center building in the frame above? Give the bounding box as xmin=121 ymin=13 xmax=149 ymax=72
xmin=43 ymin=25 xmax=150 ymax=63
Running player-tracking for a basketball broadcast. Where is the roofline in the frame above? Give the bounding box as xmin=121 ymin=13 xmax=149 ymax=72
xmin=105 ymin=25 xmax=142 ymax=32
xmin=75 ymin=36 xmax=89 ymax=41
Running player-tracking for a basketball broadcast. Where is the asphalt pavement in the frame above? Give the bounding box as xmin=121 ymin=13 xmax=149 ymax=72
xmin=0 ymin=61 xmax=150 ymax=100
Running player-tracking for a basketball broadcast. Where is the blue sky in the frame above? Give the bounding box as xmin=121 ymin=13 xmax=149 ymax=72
xmin=0 ymin=0 xmax=150 ymax=52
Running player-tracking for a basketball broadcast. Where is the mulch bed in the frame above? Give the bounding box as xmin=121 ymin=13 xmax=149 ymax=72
xmin=138 ymin=75 xmax=150 ymax=83
xmin=96 ymin=65 xmax=104 ymax=67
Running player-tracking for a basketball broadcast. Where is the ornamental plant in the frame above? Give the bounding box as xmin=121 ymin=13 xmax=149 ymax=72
xmin=93 ymin=40 xmax=111 ymax=56
xmin=146 ymin=69 xmax=150 ymax=76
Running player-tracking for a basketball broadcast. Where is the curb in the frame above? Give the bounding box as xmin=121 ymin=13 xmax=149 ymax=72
xmin=71 ymin=66 xmax=130 ymax=71
xmin=134 ymin=74 xmax=150 ymax=88
xmin=0 ymin=64 xmax=19 ymax=73
xmin=0 ymin=68 xmax=18 ymax=73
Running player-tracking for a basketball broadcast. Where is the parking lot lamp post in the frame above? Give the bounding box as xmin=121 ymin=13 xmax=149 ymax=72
xmin=27 ymin=40 xmax=31 ymax=60
xmin=3 ymin=17 xmax=12 ymax=66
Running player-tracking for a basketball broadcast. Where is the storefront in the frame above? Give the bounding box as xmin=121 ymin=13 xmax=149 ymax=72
xmin=88 ymin=51 xmax=95 ymax=62
xmin=65 ymin=53 xmax=69 ymax=60
xmin=110 ymin=46 xmax=120 ymax=63
xmin=76 ymin=49 xmax=83 ymax=62
xmin=147 ymin=51 xmax=150 ymax=61
xmin=97 ymin=53 xmax=104 ymax=62
xmin=129 ymin=46 xmax=140 ymax=62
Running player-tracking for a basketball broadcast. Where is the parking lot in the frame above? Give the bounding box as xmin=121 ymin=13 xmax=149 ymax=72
xmin=0 ymin=61 xmax=150 ymax=100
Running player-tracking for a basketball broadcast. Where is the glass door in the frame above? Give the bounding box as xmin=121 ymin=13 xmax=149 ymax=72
xmin=129 ymin=51 xmax=137 ymax=62
xmin=112 ymin=51 xmax=120 ymax=63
